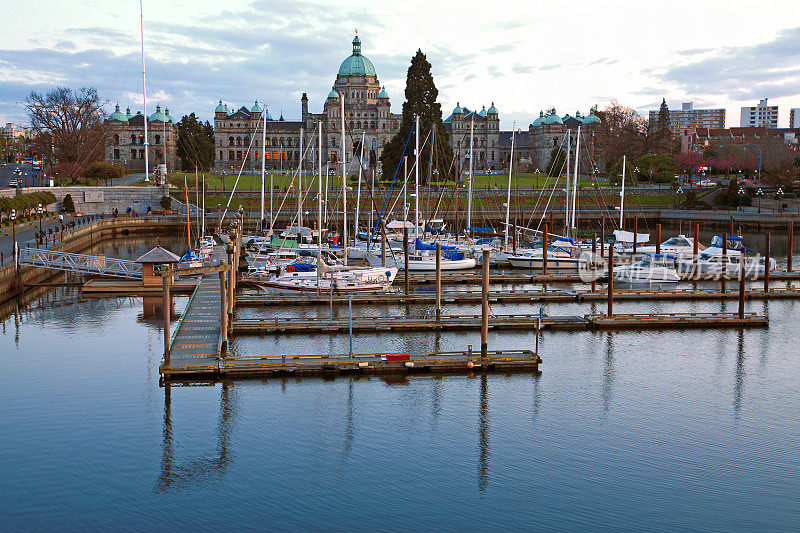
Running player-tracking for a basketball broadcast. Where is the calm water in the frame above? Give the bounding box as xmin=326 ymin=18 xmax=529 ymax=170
xmin=1 ymin=236 xmax=800 ymax=530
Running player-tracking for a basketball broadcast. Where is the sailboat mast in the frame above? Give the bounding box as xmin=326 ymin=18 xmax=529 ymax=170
xmin=571 ymin=126 xmax=581 ymax=231
xmin=341 ymin=93 xmax=347 ymax=265
xmin=505 ymin=123 xmax=515 ymax=248
xmin=201 ymin=174 xmax=205 ymax=238
xmin=467 ymin=115 xmax=474 ymax=237
xmin=414 ymin=114 xmax=419 ymax=241
xmin=183 ymin=176 xmax=191 ymax=250
xmin=318 ymin=122 xmax=323 ymax=295
xmin=298 ymin=127 xmax=303 ymax=228
xmin=195 ymin=166 xmax=199 ymax=241
xmin=565 ymin=128 xmax=570 ymax=234
xmin=260 ymin=102 xmax=266 ymax=230
xmin=139 ymin=0 xmax=149 ymax=182
xmin=620 ymin=154 xmax=626 ymax=227
xmin=355 ymin=131 xmax=365 ymax=242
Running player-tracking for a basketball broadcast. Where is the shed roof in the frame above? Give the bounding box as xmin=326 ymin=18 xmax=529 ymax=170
xmin=136 ymin=246 xmax=181 ymax=263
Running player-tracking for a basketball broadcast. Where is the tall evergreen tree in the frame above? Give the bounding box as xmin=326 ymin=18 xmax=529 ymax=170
xmin=380 ymin=50 xmax=453 ymax=183
xmin=176 ymin=113 xmax=215 ymax=171
xmin=657 ymin=98 xmax=670 ymax=138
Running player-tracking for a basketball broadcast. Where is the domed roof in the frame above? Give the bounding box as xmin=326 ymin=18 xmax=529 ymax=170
xmin=487 ymin=102 xmax=498 ymax=115
xmin=378 ymin=86 xmax=389 ymax=99
xmin=543 ymin=112 xmax=564 ymax=125
xmin=109 ymin=104 xmax=128 ymax=122
xmin=479 ymin=105 xmax=487 ymax=117
xmin=215 ymin=99 xmax=228 ymax=113
xmin=165 ymin=107 xmax=175 ymax=124
xmin=453 ymin=102 xmax=463 ymax=114
xmin=263 ymin=107 xmax=273 ymax=120
xmin=148 ymin=104 xmax=168 ymax=122
xmin=125 ymin=107 xmax=134 ymax=120
xmin=251 ymin=100 xmax=262 ymax=113
xmin=327 ymin=86 xmax=340 ymax=99
xmin=531 ymin=111 xmax=545 ymax=127
xmin=582 ymin=112 xmax=601 ymax=125
xmin=338 ymin=34 xmax=377 ymax=77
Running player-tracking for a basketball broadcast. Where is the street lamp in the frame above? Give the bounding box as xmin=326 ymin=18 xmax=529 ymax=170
xmin=675 ymin=187 xmax=683 ymax=209
xmin=756 ymin=188 xmax=763 ymax=213
xmin=776 ymin=187 xmax=784 ymax=213
xmin=743 ymin=143 xmax=762 ymax=182
xmin=11 ymin=208 xmax=16 ymax=265
xmin=738 ymin=187 xmax=746 ymax=212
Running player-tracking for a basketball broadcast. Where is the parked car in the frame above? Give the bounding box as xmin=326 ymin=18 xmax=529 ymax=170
xmin=8 ymin=178 xmax=19 ymax=188
xmin=697 ymin=179 xmax=716 ymax=187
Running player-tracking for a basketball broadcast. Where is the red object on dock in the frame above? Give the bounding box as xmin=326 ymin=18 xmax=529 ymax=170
xmin=386 ymin=353 xmax=410 ymax=361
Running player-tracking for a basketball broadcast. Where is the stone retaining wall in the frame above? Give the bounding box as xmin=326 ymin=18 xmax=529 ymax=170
xmin=0 ymin=186 xmax=169 ymax=215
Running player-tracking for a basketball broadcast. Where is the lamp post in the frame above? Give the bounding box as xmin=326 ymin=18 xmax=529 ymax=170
xmin=756 ymin=188 xmax=763 ymax=213
xmin=11 ymin=208 xmax=16 ymax=266
xmin=674 ymin=187 xmax=683 ymax=209
xmin=738 ymin=187 xmax=746 ymax=212
xmin=776 ymin=188 xmax=784 ymax=213
xmin=743 ymin=142 xmax=762 ymax=182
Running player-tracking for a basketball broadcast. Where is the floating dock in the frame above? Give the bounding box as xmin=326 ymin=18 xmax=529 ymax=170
xmin=231 ymin=312 xmax=767 ymax=335
xmin=236 ymin=286 xmax=800 ymax=307
xmin=168 ymin=275 xmax=225 ymax=361
xmin=160 ymin=349 xmax=541 ymax=381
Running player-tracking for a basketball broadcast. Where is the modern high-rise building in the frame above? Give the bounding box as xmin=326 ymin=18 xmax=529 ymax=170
xmin=790 ymin=108 xmax=800 ymax=129
xmin=647 ymin=102 xmax=725 ymax=135
xmin=740 ymin=98 xmax=778 ymax=128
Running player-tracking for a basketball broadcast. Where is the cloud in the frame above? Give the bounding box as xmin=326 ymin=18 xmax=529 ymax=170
xmin=656 ymin=26 xmax=800 ymax=101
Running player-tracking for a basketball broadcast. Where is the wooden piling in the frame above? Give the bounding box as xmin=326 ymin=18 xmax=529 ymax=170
xmin=591 ymin=233 xmax=597 ymax=293
xmin=403 ymin=227 xmax=409 ymax=296
xmin=219 ymin=269 xmax=228 ymax=348
xmin=481 ymin=249 xmax=490 ymax=359
xmin=693 ymin=222 xmax=700 ymax=259
xmin=633 ymin=216 xmax=638 ymax=256
xmin=729 ymin=215 xmax=734 ymax=236
xmin=601 ymin=217 xmax=605 ymax=258
xmin=162 ymin=275 xmax=171 ymax=364
xmin=381 ymin=219 xmax=387 ymax=267
xmin=227 ymin=247 xmax=235 ymax=316
xmin=721 ymin=232 xmax=727 ymax=294
xmin=764 ymin=232 xmax=770 ymax=293
xmin=607 ymin=248 xmax=614 ymax=317
xmin=656 ymin=224 xmax=661 ymax=255
xmin=788 ymin=221 xmax=793 ymax=272
xmin=455 ymin=210 xmax=459 ymax=243
xmin=435 ymin=243 xmax=441 ymax=322
xmin=512 ymin=217 xmax=517 ymax=255
xmin=542 ymin=223 xmax=549 ymax=275
xmin=738 ymin=256 xmax=746 ymax=319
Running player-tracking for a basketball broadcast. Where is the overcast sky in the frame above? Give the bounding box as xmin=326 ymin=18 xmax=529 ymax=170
xmin=1 ymin=0 xmax=799 ymax=129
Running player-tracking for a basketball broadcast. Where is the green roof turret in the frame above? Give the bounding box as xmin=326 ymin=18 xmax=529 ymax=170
xmin=148 ymin=104 xmax=168 ymax=122
xmin=251 ymin=100 xmax=262 ymax=114
xmin=109 ymin=104 xmax=128 ymax=122
xmin=215 ymin=99 xmax=228 ymax=113
xmin=165 ymin=107 xmax=175 ymax=123
xmin=378 ymin=86 xmax=389 ymax=99
xmin=479 ymin=105 xmax=487 ymax=117
xmin=487 ymin=102 xmax=498 ymax=115
xmin=327 ymin=86 xmax=340 ymax=99
xmin=453 ymin=102 xmax=463 ymax=114
xmin=337 ymin=32 xmax=376 ymax=76
xmin=125 ymin=107 xmax=134 ymax=120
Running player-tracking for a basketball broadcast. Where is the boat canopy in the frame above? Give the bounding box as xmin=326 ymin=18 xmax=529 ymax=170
xmin=180 ymin=250 xmax=200 ymax=262
xmin=415 ymin=238 xmax=456 ymax=251
xmin=613 ymin=229 xmax=650 ymax=244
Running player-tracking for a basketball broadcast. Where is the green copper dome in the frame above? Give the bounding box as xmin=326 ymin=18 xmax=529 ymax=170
xmin=479 ymin=105 xmax=487 ymax=117
xmin=543 ymin=111 xmax=563 ymax=125
xmin=125 ymin=107 xmax=134 ymax=120
xmin=251 ymin=100 xmax=262 ymax=114
xmin=263 ymin=107 xmax=272 ymax=120
xmin=487 ymin=102 xmax=498 ymax=115
xmin=215 ymin=100 xmax=228 ymax=113
xmin=453 ymin=102 xmax=463 ymax=114
xmin=327 ymin=86 xmax=340 ymax=99
xmin=338 ymin=34 xmax=376 ymax=77
xmin=378 ymin=86 xmax=389 ymax=99
xmin=582 ymin=112 xmax=601 ymax=125
xmin=531 ymin=111 xmax=545 ymax=127
xmin=148 ymin=104 xmax=168 ymax=122
xmin=165 ymin=107 xmax=175 ymax=124
xmin=109 ymin=104 xmax=128 ymax=122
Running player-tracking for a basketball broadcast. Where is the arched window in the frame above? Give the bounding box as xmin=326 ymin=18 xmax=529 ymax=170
xmin=371 ymin=121 xmax=376 ymax=129
xmin=138 ymin=134 xmax=144 ymax=145
xmin=356 ymin=121 xmax=361 ymax=129
xmin=114 ymin=134 xmax=120 ymax=145
xmin=272 ymin=138 xmax=277 ymax=147
xmin=350 ymin=121 xmax=354 ymax=130
xmin=244 ymin=136 xmax=249 ymax=146
xmin=155 ymin=134 xmax=161 ymax=145
xmin=229 ymin=136 xmax=234 ymax=146
xmin=280 ymin=137 xmax=285 ymax=146
xmin=236 ymin=137 xmax=242 ymax=146
xmin=130 ymin=134 xmax=137 ymax=144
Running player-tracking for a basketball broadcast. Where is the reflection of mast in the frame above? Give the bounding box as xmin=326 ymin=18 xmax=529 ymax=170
xmin=341 ymin=379 xmax=355 ymax=464
xmin=156 ymin=381 xmax=237 ymax=492
xmin=478 ymin=373 xmax=490 ymax=492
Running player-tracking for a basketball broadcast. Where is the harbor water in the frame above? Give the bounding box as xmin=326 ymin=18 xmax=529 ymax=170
xmin=1 ymin=236 xmax=799 ymax=530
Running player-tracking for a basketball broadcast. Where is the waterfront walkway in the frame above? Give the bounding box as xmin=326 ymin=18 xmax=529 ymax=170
xmin=168 ymin=275 xmax=224 ymax=364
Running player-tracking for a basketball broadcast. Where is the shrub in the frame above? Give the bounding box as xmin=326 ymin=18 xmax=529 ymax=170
xmin=63 ymin=194 xmax=76 ymax=213
xmin=160 ymin=195 xmax=172 ymax=211
xmin=84 ymin=161 xmax=125 ymax=182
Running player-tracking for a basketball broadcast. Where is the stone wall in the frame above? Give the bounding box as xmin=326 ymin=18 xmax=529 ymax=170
xmin=0 ymin=186 xmax=169 ymax=215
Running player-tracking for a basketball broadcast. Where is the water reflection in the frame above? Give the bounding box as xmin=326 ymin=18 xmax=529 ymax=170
xmin=156 ymin=381 xmax=238 ymax=492
xmin=734 ymin=330 xmax=746 ymax=419
xmin=478 ymin=373 xmax=490 ymax=492
xmin=603 ymin=333 xmax=615 ymax=413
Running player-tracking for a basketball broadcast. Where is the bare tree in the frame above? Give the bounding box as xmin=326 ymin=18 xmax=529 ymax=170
xmin=24 ymin=86 xmax=109 ymax=182
xmin=595 ymin=101 xmax=649 ymax=170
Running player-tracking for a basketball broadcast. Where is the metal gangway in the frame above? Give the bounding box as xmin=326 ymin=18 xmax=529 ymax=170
xmin=18 ymin=247 xmax=142 ymax=279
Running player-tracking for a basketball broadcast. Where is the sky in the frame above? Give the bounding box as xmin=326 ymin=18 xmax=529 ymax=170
xmin=1 ymin=0 xmax=799 ymax=130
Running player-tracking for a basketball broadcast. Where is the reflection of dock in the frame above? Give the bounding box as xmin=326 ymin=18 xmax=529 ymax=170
xmin=160 ymin=349 xmax=541 ymax=381
xmin=82 ymin=278 xmax=199 ymax=294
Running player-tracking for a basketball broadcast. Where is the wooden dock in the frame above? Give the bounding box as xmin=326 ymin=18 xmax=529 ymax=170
xmin=236 ymin=286 xmax=800 ymax=307
xmin=231 ymin=311 xmax=767 ymax=335
xmin=168 ymin=275 xmax=225 ymax=362
xmin=160 ymin=349 xmax=541 ymax=381
xmin=82 ymin=278 xmax=200 ymax=294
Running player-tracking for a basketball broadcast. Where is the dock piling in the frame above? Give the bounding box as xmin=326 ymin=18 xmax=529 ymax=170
xmin=542 ymin=223 xmax=549 ymax=275
xmin=656 ymin=224 xmax=661 ymax=255
xmin=219 ymin=269 xmax=228 ymax=350
xmin=633 ymin=216 xmax=638 ymax=256
xmin=481 ymin=249 xmax=490 ymax=359
xmin=403 ymin=227 xmax=409 ymax=296
xmin=512 ymin=217 xmax=517 ymax=255
xmin=608 ymin=248 xmax=614 ymax=317
xmin=381 ymin=219 xmax=387 ymax=267
xmin=721 ymin=232 xmax=727 ymax=294
xmin=738 ymin=257 xmax=746 ymax=319
xmin=765 ymin=232 xmax=770 ymax=293
xmin=789 ymin=221 xmax=794 ymax=272
xmin=601 ymin=217 xmax=605 ymax=258
xmin=693 ymin=223 xmax=700 ymax=260
xmin=162 ymin=275 xmax=171 ymax=365
xmin=435 ymin=243 xmax=441 ymax=322
xmin=729 ymin=215 xmax=734 ymax=236
xmin=591 ymin=234 xmax=597 ymax=293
